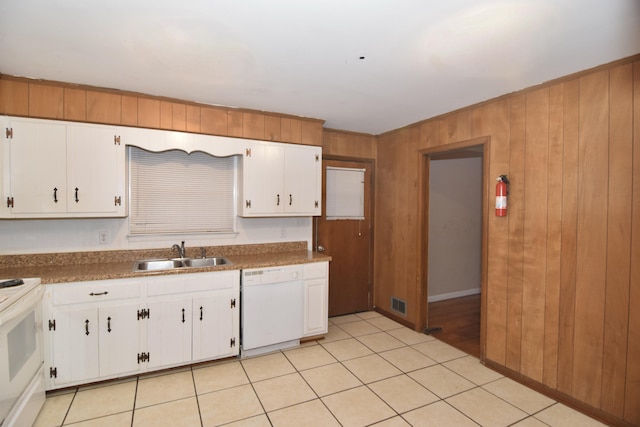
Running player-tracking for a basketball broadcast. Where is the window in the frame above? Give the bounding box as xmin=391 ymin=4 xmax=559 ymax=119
xmin=129 ymin=147 xmax=236 ymax=234
xmin=325 ymin=167 xmax=365 ymax=220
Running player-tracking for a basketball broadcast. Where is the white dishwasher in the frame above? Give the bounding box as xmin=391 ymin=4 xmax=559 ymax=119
xmin=241 ymin=265 xmax=304 ymax=357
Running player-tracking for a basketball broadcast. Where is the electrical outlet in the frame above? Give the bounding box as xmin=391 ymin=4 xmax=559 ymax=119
xmin=98 ymin=230 xmax=108 ymax=244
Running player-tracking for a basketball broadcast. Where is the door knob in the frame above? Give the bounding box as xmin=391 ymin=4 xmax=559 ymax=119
xmin=317 ymin=245 xmax=325 ymax=252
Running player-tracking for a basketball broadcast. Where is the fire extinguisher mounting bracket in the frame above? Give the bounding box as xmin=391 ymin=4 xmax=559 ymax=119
xmin=496 ymin=175 xmax=510 ymax=195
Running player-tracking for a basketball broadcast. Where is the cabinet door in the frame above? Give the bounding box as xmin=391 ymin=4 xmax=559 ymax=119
xmin=99 ymin=302 xmax=143 ymax=377
xmin=147 ymin=298 xmax=192 ymax=369
xmin=284 ymin=145 xmax=321 ymax=215
xmin=241 ymin=142 xmax=284 ymax=215
xmin=3 ymin=119 xmax=67 ymax=215
xmin=303 ymin=278 xmax=328 ymax=337
xmin=66 ymin=125 xmax=125 ymax=215
xmin=50 ymin=306 xmax=99 ymax=386
xmin=192 ymin=293 xmax=237 ymax=361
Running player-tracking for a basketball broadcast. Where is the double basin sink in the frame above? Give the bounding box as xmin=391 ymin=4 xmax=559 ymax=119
xmin=133 ymin=257 xmax=231 ymax=272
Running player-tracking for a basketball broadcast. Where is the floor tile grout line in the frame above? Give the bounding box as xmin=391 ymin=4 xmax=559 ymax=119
xmin=59 ymin=387 xmax=77 ymax=427
xmin=478 ymin=378 xmax=559 ymax=417
xmin=130 ymin=377 xmax=138 ymax=427
xmin=190 ymin=367 xmax=205 ymax=427
xmin=43 ymin=311 xmax=590 ymax=427
xmin=238 ymin=352 xmax=274 ymax=425
xmin=324 ymin=327 xmax=456 ymax=424
xmin=275 ymin=347 xmax=346 ymax=426
xmin=331 ymin=323 xmax=536 ymax=425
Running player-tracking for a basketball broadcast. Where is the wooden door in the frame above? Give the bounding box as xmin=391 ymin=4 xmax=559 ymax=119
xmin=315 ymin=159 xmax=373 ymax=317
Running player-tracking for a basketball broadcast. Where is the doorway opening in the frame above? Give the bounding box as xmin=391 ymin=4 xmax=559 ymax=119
xmin=418 ymin=138 xmax=489 ymax=360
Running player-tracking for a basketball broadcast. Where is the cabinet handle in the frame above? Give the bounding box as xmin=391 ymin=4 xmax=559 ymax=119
xmin=53 ymin=187 xmax=58 ymax=203
xmin=75 ymin=187 xmax=79 ymax=203
xmin=181 ymin=308 xmax=185 ymax=323
xmin=289 ymin=194 xmax=293 ymax=206
xmin=89 ymin=291 xmax=109 ymax=296
xmin=85 ymin=319 xmax=90 ymax=336
xmin=277 ymin=194 xmax=280 ymax=206
xmin=107 ymin=316 xmax=112 ymax=333
xmin=200 ymin=306 xmax=203 ymax=321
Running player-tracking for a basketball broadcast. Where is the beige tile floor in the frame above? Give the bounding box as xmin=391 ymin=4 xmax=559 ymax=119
xmin=34 ymin=311 xmax=607 ymax=427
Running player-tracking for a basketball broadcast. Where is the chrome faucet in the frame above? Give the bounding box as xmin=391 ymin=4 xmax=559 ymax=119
xmin=171 ymin=241 xmax=186 ymax=258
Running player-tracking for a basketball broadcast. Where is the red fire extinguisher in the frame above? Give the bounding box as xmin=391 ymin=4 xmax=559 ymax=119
xmin=495 ymin=175 xmax=509 ymax=217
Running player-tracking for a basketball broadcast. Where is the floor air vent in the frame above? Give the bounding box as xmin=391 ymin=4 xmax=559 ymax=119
xmin=391 ymin=296 xmax=407 ymax=315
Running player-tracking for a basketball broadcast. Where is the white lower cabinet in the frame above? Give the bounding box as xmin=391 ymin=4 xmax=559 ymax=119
xmin=303 ymin=261 xmax=329 ymax=337
xmin=50 ymin=306 xmax=100 ymax=385
xmin=145 ymin=271 xmax=239 ymax=370
xmin=43 ymin=270 xmax=239 ymax=390
xmin=146 ymin=298 xmax=193 ymax=369
xmin=98 ymin=301 xmax=144 ymax=378
xmin=44 ymin=278 xmax=142 ymax=388
xmin=192 ymin=293 xmax=237 ymax=361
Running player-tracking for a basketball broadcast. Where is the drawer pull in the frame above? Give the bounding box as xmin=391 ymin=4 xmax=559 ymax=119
xmin=89 ymin=291 xmax=109 ymax=296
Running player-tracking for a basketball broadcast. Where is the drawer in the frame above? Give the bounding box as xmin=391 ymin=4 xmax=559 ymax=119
xmin=304 ymin=262 xmax=328 ymax=280
xmin=147 ymin=270 xmax=239 ymax=297
xmin=51 ymin=278 xmax=141 ymax=305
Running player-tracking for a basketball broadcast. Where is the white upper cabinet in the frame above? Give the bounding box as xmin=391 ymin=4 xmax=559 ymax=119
xmin=238 ymin=140 xmax=321 ymax=217
xmin=1 ymin=115 xmax=322 ymax=219
xmin=284 ymin=144 xmax=322 ymax=215
xmin=66 ymin=125 xmax=125 ymax=215
xmin=1 ymin=116 xmax=125 ymax=218
xmin=2 ymin=119 xmax=67 ymax=215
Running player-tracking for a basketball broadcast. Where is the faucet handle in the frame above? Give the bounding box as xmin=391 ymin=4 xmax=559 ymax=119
xmin=200 ymin=247 xmax=207 ymax=258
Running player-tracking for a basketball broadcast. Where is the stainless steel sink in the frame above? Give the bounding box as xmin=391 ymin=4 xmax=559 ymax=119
xmin=183 ymin=257 xmax=229 ymax=268
xmin=133 ymin=257 xmax=230 ymax=271
xmin=134 ymin=259 xmax=185 ymax=271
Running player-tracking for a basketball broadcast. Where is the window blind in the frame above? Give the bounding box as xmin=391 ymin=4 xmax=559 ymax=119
xmin=129 ymin=148 xmax=236 ymax=234
xmin=326 ymin=166 xmax=365 ymax=220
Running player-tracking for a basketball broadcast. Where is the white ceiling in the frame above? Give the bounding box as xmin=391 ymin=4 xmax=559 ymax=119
xmin=1 ymin=1 xmax=639 ymax=135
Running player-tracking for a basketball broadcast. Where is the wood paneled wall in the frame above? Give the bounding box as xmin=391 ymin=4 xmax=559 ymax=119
xmin=322 ymin=128 xmax=377 ymax=159
xmin=375 ymin=57 xmax=640 ymax=426
xmin=0 ymin=76 xmax=324 ymax=145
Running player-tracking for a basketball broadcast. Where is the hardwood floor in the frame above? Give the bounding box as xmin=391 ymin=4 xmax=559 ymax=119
xmin=427 ymin=294 xmax=481 ymax=358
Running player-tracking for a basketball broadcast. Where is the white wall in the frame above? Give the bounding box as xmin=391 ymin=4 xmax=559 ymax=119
xmin=0 ymin=216 xmax=312 ymax=255
xmin=428 ymin=156 xmax=482 ymax=302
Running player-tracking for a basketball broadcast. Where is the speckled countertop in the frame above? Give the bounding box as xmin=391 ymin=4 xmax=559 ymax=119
xmin=0 ymin=241 xmax=331 ymax=284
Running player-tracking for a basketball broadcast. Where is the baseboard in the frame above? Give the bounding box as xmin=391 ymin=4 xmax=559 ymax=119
xmin=428 ymin=288 xmax=481 ymax=303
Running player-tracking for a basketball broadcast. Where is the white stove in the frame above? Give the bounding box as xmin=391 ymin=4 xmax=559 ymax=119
xmin=0 ymin=277 xmax=45 ymax=427
xmin=0 ymin=278 xmax=42 ymax=316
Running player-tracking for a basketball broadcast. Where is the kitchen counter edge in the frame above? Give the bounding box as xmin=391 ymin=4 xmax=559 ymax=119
xmin=0 ymin=250 xmax=331 ymax=285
